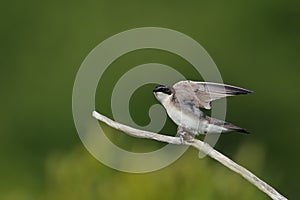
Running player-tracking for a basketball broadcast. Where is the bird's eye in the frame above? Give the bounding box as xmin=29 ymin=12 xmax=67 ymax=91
xmin=153 ymin=85 xmax=172 ymax=95
xmin=163 ymin=88 xmax=172 ymax=95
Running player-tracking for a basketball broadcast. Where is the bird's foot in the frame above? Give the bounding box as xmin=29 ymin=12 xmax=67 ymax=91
xmin=176 ymin=126 xmax=195 ymax=143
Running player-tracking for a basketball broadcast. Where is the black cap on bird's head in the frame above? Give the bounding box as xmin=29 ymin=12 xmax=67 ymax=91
xmin=153 ymin=85 xmax=173 ymax=95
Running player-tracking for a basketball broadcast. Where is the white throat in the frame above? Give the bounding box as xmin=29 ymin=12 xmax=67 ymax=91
xmin=155 ymin=92 xmax=173 ymax=106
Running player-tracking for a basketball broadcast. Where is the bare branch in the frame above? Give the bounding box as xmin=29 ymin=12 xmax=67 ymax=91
xmin=92 ymin=111 xmax=287 ymax=200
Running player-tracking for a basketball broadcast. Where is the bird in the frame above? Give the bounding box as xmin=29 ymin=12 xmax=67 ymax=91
xmin=153 ymin=80 xmax=252 ymax=139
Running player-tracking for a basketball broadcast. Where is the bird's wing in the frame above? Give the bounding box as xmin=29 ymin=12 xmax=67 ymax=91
xmin=173 ymin=80 xmax=252 ymax=110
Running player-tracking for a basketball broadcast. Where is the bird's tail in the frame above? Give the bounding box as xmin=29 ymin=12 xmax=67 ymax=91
xmin=208 ymin=117 xmax=249 ymax=134
xmin=224 ymin=123 xmax=249 ymax=134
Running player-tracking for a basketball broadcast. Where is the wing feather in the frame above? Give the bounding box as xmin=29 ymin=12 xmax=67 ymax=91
xmin=173 ymin=81 xmax=252 ymax=109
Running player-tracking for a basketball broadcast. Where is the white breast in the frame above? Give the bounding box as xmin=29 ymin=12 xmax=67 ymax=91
xmin=163 ymin=101 xmax=228 ymax=135
xmin=163 ymin=103 xmax=207 ymax=134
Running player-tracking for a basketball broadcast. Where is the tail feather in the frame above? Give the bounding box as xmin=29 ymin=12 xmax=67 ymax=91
xmin=223 ymin=122 xmax=250 ymax=134
xmin=231 ymin=126 xmax=249 ymax=134
xmin=208 ymin=117 xmax=250 ymax=134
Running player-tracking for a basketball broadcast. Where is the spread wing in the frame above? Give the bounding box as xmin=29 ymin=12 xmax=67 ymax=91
xmin=173 ymin=80 xmax=252 ymax=110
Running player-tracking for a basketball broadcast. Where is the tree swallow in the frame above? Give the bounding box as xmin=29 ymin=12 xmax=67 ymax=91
xmin=153 ymin=80 xmax=252 ymax=139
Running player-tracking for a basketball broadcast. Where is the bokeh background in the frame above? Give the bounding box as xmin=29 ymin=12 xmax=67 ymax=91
xmin=1 ymin=0 xmax=299 ymax=199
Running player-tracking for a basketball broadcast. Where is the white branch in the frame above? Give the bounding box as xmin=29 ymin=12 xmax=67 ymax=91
xmin=92 ymin=111 xmax=287 ymax=200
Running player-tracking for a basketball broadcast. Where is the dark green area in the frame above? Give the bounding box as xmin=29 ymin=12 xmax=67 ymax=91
xmin=1 ymin=0 xmax=299 ymax=199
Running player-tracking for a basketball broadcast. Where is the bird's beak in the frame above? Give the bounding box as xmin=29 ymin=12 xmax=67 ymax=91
xmin=153 ymin=85 xmax=166 ymax=93
xmin=153 ymin=85 xmax=161 ymax=93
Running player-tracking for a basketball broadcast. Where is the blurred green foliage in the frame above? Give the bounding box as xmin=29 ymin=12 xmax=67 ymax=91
xmin=1 ymin=0 xmax=299 ymax=199
xmin=1 ymin=143 xmax=268 ymax=200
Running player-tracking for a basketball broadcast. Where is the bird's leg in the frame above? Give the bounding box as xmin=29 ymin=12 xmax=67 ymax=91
xmin=176 ymin=126 xmax=195 ymax=143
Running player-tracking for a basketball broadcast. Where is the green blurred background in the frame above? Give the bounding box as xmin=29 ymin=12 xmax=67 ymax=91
xmin=1 ymin=0 xmax=299 ymax=199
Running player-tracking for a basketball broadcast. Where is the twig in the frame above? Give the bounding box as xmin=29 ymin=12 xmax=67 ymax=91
xmin=92 ymin=111 xmax=287 ymax=200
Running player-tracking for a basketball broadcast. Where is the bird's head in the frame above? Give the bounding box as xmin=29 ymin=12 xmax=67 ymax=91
xmin=153 ymin=85 xmax=174 ymax=104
